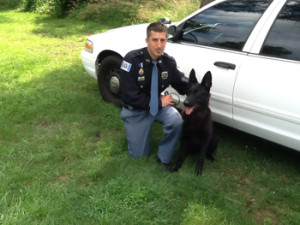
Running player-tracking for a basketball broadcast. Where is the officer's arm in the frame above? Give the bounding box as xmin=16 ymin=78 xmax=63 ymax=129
xmin=171 ymin=66 xmax=189 ymax=95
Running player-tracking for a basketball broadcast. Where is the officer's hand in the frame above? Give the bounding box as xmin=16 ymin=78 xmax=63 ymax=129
xmin=161 ymin=95 xmax=174 ymax=107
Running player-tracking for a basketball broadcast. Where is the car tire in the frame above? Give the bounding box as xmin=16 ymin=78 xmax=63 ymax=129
xmin=97 ymin=55 xmax=122 ymax=107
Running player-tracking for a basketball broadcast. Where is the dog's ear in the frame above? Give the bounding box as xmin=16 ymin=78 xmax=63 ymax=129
xmin=189 ymin=69 xmax=198 ymax=84
xmin=201 ymin=71 xmax=212 ymax=89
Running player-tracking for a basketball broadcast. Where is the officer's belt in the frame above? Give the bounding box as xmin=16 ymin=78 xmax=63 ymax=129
xmin=123 ymin=102 xmax=149 ymax=111
xmin=123 ymin=104 xmax=134 ymax=110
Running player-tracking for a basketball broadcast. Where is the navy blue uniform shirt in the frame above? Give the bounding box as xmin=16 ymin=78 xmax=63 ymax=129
xmin=120 ymin=47 xmax=189 ymax=110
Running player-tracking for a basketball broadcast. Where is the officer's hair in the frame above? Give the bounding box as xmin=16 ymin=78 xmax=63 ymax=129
xmin=146 ymin=22 xmax=168 ymax=39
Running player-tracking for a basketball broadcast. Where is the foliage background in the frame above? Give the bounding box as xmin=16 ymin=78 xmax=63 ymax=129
xmin=1 ymin=0 xmax=203 ymax=22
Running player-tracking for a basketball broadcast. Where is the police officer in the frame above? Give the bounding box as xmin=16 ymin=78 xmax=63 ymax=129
xmin=120 ymin=22 xmax=189 ymax=171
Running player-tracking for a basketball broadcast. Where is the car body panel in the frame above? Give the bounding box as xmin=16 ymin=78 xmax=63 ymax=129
xmin=233 ymin=54 xmax=300 ymax=150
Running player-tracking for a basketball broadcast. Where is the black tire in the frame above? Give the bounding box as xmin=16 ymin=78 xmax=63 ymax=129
xmin=97 ymin=55 xmax=122 ymax=107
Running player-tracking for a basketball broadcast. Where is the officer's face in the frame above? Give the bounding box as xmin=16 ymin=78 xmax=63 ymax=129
xmin=146 ymin=31 xmax=167 ymax=60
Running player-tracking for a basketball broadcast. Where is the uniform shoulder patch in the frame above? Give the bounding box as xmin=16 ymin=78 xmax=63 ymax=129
xmin=120 ymin=60 xmax=132 ymax=72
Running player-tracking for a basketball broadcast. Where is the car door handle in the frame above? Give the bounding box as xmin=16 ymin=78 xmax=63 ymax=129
xmin=214 ymin=61 xmax=236 ymax=70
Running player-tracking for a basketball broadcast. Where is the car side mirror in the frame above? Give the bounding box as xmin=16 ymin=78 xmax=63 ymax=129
xmin=167 ymin=25 xmax=177 ymax=40
xmin=158 ymin=17 xmax=171 ymax=24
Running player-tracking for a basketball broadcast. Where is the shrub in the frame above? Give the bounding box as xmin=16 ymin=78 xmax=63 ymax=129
xmin=4 ymin=0 xmax=199 ymax=22
xmin=19 ymin=0 xmax=37 ymax=11
xmin=0 ymin=0 xmax=23 ymax=9
xmin=18 ymin=0 xmax=87 ymax=16
xmin=70 ymin=0 xmax=199 ymax=26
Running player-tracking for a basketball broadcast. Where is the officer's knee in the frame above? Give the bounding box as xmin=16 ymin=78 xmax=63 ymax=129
xmin=168 ymin=114 xmax=183 ymax=131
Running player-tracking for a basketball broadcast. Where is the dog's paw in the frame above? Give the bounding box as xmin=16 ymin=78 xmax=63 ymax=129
xmin=195 ymin=170 xmax=202 ymax=176
xmin=206 ymin=154 xmax=215 ymax=161
xmin=172 ymin=167 xmax=179 ymax=172
xmin=195 ymin=166 xmax=203 ymax=176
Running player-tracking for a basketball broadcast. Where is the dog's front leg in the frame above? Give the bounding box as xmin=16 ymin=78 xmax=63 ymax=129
xmin=195 ymin=126 xmax=214 ymax=175
xmin=173 ymin=160 xmax=184 ymax=172
xmin=206 ymin=133 xmax=219 ymax=161
xmin=195 ymin=158 xmax=204 ymax=175
xmin=195 ymin=143 xmax=209 ymax=175
xmin=173 ymin=141 xmax=188 ymax=172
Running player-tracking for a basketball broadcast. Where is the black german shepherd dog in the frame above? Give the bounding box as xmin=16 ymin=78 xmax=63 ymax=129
xmin=173 ymin=69 xmax=218 ymax=175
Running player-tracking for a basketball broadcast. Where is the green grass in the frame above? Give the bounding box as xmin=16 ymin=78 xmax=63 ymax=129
xmin=0 ymin=2 xmax=300 ymax=225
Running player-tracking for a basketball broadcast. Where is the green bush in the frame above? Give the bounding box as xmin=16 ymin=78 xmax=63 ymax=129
xmin=70 ymin=0 xmax=199 ymax=26
xmin=0 ymin=0 xmax=22 ymax=9
xmin=20 ymin=0 xmax=36 ymax=11
xmin=2 ymin=0 xmax=199 ymax=21
xmin=18 ymin=0 xmax=82 ymax=16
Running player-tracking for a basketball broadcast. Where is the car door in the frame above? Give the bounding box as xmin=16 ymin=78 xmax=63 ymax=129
xmin=166 ymin=40 xmax=245 ymax=125
xmin=165 ymin=0 xmax=273 ymax=125
xmin=233 ymin=0 xmax=300 ymax=150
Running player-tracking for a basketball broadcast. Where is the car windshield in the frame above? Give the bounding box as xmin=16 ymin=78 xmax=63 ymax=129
xmin=179 ymin=0 xmax=272 ymax=51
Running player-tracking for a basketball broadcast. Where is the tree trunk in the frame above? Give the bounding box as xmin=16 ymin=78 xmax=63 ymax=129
xmin=200 ymin=0 xmax=215 ymax=8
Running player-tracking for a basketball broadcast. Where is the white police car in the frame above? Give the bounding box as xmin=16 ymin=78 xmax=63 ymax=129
xmin=81 ymin=0 xmax=300 ymax=152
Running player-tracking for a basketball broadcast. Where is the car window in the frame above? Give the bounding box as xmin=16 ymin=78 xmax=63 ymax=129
xmin=260 ymin=0 xmax=300 ymax=61
xmin=178 ymin=0 xmax=272 ymax=51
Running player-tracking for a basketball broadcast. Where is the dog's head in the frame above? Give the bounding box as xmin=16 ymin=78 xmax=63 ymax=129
xmin=184 ymin=69 xmax=212 ymax=115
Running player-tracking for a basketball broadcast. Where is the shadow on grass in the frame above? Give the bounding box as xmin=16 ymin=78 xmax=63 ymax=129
xmin=30 ymin=4 xmax=138 ymax=39
xmin=215 ymin=122 xmax=300 ymax=170
xmin=0 ymin=14 xmax=13 ymax=23
xmin=31 ymin=16 xmax=105 ymax=38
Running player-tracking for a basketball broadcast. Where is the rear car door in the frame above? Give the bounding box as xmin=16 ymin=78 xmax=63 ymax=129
xmin=233 ymin=0 xmax=300 ymax=150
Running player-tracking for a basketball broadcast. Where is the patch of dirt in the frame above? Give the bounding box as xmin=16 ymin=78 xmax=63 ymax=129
xmin=53 ymin=174 xmax=69 ymax=183
xmin=250 ymin=206 xmax=281 ymax=225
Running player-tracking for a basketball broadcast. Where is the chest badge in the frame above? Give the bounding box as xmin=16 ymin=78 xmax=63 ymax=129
xmin=161 ymin=71 xmax=168 ymax=80
xmin=138 ymin=62 xmax=145 ymax=82
xmin=138 ymin=76 xmax=145 ymax=82
xmin=138 ymin=62 xmax=144 ymax=75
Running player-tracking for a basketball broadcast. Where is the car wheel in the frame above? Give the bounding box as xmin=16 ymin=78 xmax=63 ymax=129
xmin=97 ymin=55 xmax=122 ymax=107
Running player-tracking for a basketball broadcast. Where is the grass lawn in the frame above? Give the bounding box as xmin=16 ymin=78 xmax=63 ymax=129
xmin=0 ymin=4 xmax=299 ymax=225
